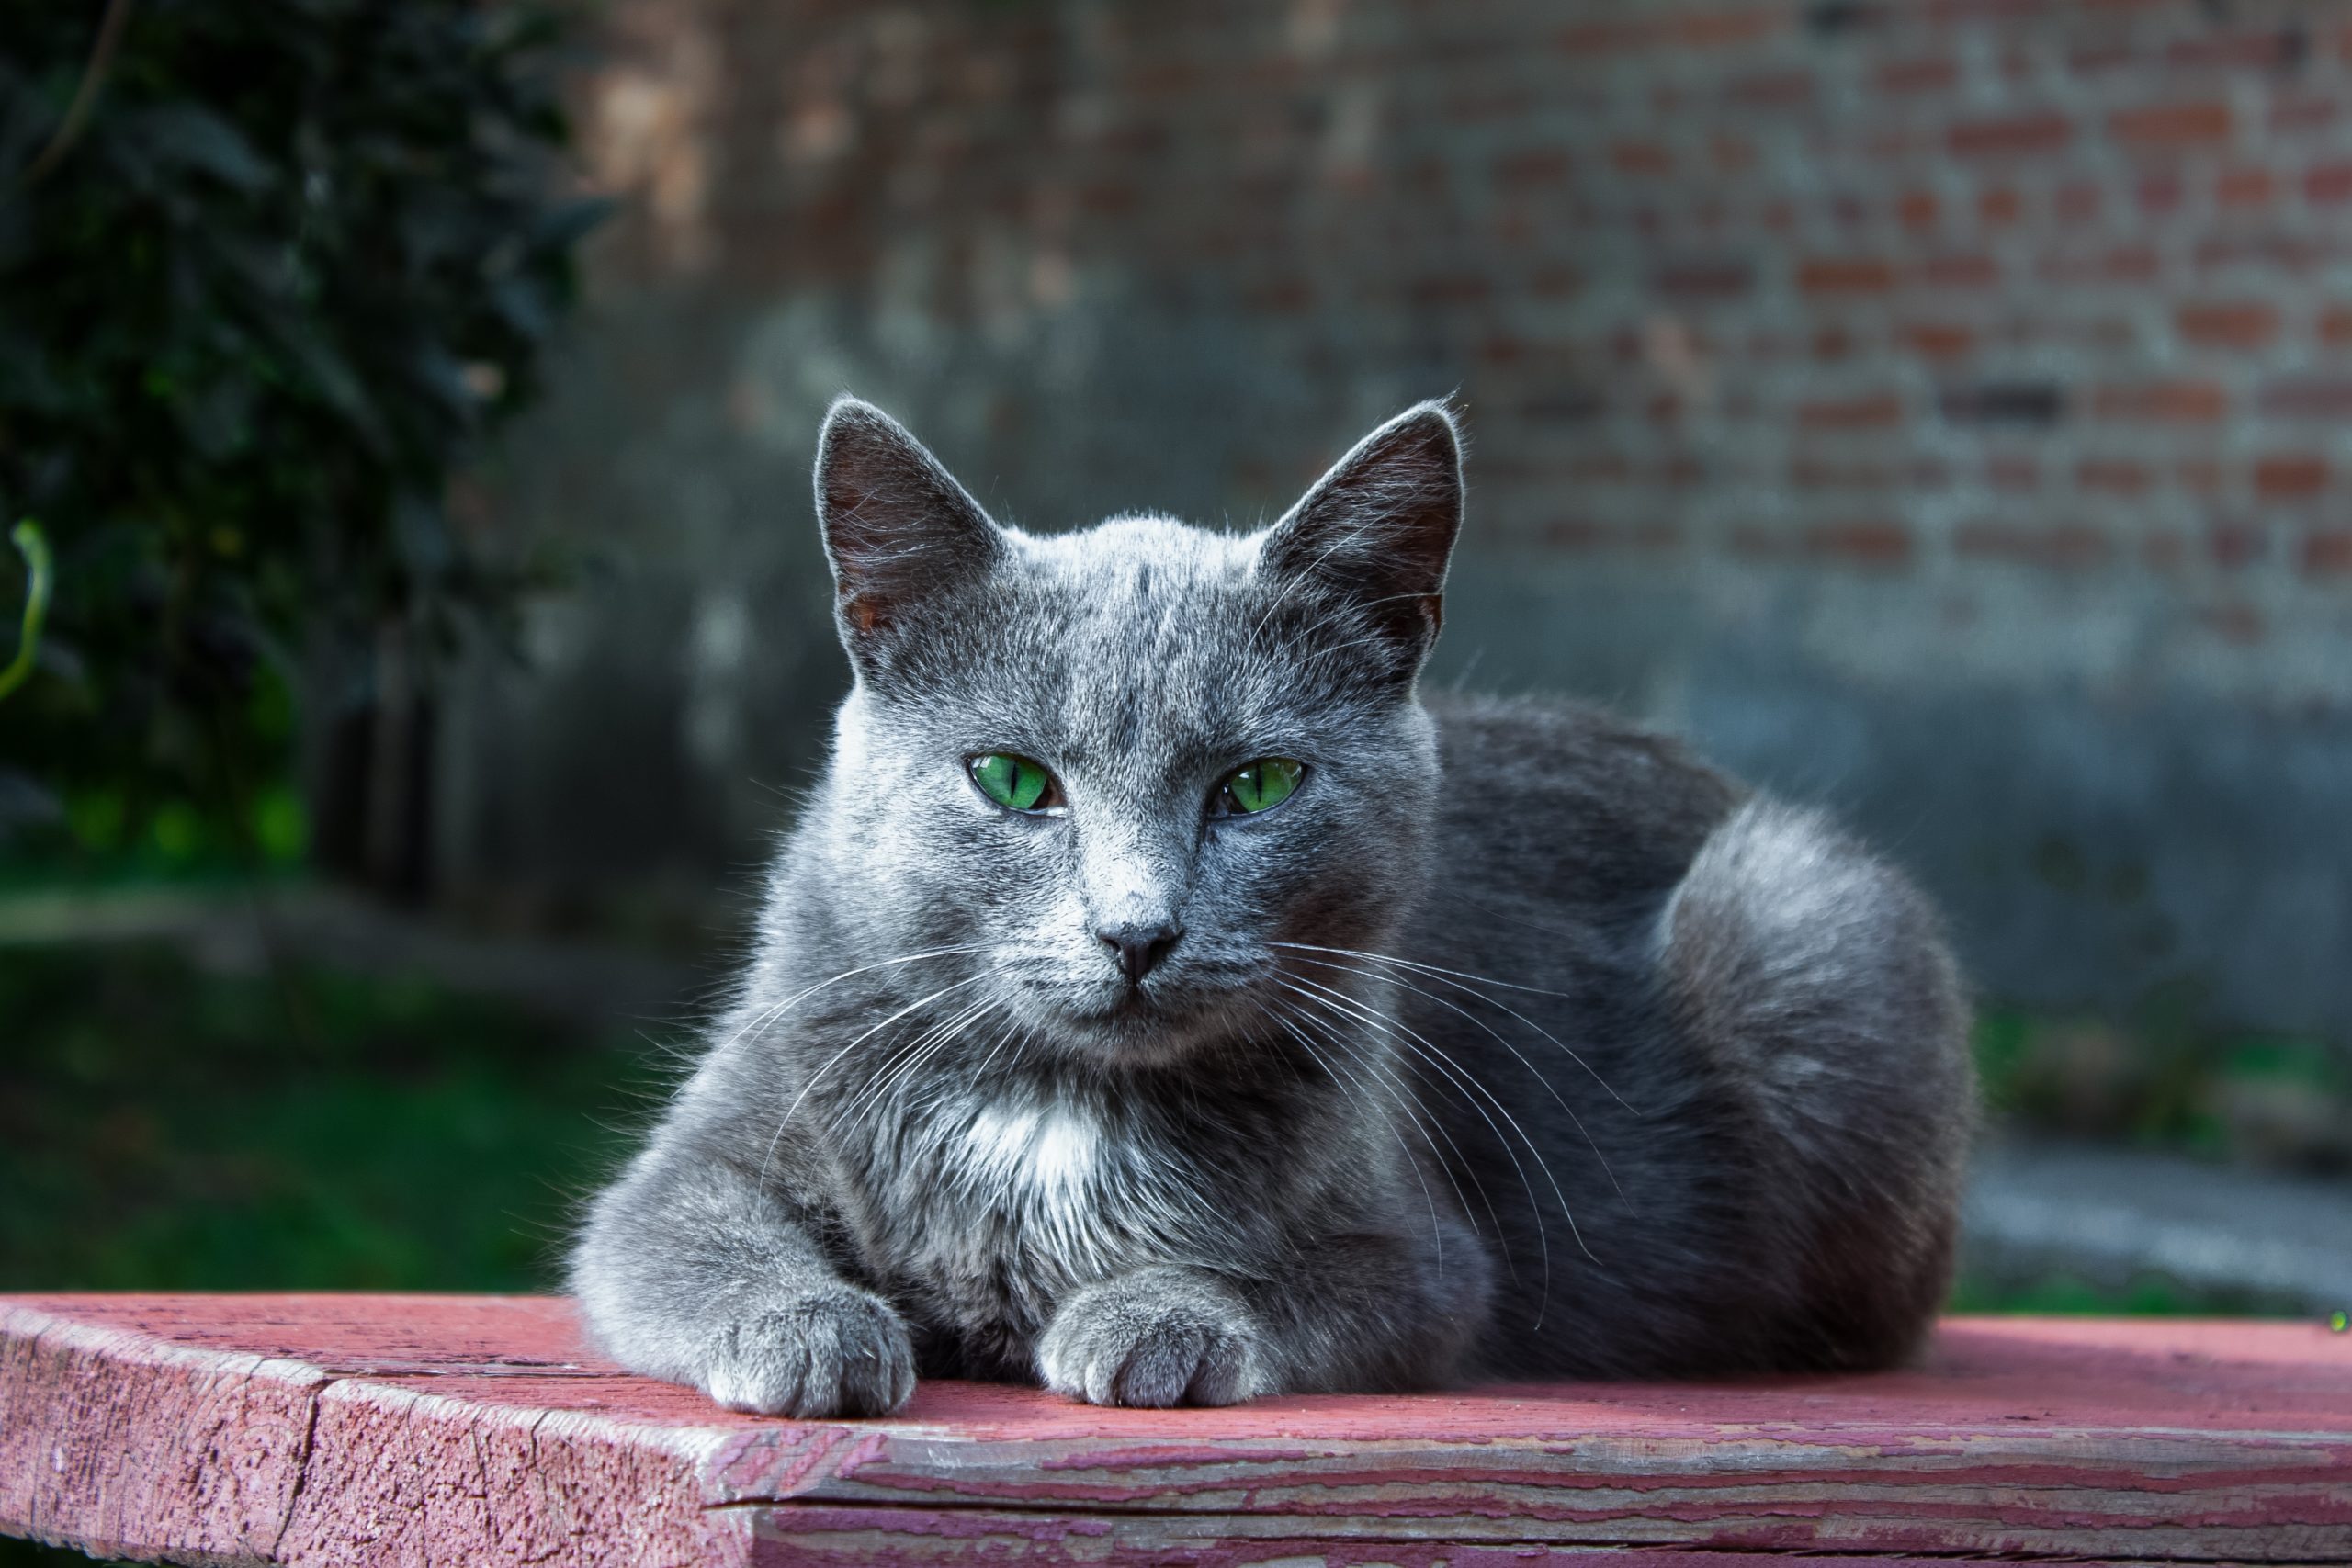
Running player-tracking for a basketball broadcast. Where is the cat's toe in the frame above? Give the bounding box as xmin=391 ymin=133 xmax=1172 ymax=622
xmin=1038 ymin=1272 xmax=1271 ymax=1408
xmin=1114 ymin=1319 xmax=1261 ymax=1406
xmin=700 ymin=1289 xmax=916 ymax=1418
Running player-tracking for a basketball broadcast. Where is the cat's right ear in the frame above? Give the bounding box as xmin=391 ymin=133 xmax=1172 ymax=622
xmin=813 ymin=397 xmax=1004 ymax=655
xmin=1259 ymin=400 xmax=1464 ymax=679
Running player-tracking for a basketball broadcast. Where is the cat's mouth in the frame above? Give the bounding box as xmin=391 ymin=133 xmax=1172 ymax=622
xmin=1107 ymin=981 xmax=1159 ymax=1016
xmin=1020 ymin=974 xmax=1244 ymax=1059
xmin=1068 ymin=982 xmax=1169 ymax=1027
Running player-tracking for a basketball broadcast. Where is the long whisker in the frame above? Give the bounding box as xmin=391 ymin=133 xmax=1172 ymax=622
xmin=1277 ymin=976 xmax=1560 ymax=1308
xmin=1280 ymin=972 xmax=1589 ymax=1324
xmin=854 ymin=994 xmax=1003 ymax=1130
xmin=959 ymin=1013 xmax=1028 ymax=1092
xmin=1268 ymin=994 xmax=1508 ymax=1270
xmin=1250 ymin=998 xmax=1447 ymax=1280
xmin=1283 ymin=969 xmax=1582 ymax=1250
xmin=1272 ymin=940 xmax=1580 ymax=1000
xmin=873 ymin=992 xmax=1001 ymax=1097
xmin=710 ymin=943 xmax=994 ymax=1065
xmin=756 ymin=973 xmax=992 ymax=1185
xmin=905 ymin=998 xmax=1007 ymax=1113
xmin=843 ymin=998 xmax=990 ymax=1132
xmin=1279 ymin=998 xmax=1524 ymax=1292
xmin=1283 ymin=952 xmax=1626 ymax=1205
xmin=1273 ymin=940 xmax=1635 ymax=1113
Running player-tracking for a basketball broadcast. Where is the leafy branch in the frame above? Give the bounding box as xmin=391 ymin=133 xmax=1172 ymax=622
xmin=0 ymin=0 xmax=603 ymax=862
xmin=11 ymin=0 xmax=131 ymax=188
xmin=0 ymin=519 xmax=51 ymax=702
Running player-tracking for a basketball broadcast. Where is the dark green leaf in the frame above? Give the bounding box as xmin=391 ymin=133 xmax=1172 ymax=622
xmin=119 ymin=102 xmax=276 ymax=193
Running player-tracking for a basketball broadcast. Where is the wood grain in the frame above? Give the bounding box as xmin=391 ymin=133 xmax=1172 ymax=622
xmin=3 ymin=1294 xmax=2347 ymax=1565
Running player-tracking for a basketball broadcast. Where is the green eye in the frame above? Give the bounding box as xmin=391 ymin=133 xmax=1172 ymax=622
xmin=1217 ymin=757 xmax=1304 ymax=815
xmin=970 ymin=753 xmax=1059 ymax=812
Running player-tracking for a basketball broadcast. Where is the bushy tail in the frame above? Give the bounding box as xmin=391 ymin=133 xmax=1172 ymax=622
xmin=1657 ymin=799 xmax=1976 ymax=1369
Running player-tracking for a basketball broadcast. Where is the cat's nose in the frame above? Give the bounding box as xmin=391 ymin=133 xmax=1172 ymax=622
xmin=1096 ymin=921 xmax=1182 ymax=986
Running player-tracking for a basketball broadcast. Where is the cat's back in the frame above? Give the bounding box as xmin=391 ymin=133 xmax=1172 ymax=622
xmin=1418 ymin=693 xmax=1742 ymax=940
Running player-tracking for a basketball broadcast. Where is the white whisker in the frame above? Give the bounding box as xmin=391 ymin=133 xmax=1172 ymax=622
xmin=1273 ymin=941 xmax=1635 ymax=1113
xmin=1279 ymin=971 xmax=1589 ymax=1326
xmin=1281 ymin=951 xmax=1627 ymax=1205
xmin=756 ymin=973 xmax=992 ymax=1186
xmin=1250 ymin=998 xmax=1447 ymax=1279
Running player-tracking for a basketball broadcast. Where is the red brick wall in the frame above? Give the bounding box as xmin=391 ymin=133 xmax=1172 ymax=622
xmin=573 ymin=0 xmax=2352 ymax=682
xmin=464 ymin=0 xmax=2352 ymax=1032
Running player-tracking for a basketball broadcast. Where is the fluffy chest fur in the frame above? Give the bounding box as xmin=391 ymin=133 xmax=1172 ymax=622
xmin=834 ymin=1087 xmax=1236 ymax=1373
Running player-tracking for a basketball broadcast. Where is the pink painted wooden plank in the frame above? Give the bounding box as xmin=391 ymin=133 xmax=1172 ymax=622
xmin=2 ymin=1294 xmax=2347 ymax=1567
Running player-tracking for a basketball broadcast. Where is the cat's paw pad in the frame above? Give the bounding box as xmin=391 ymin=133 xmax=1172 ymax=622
xmin=1037 ymin=1274 xmax=1272 ymax=1408
xmin=698 ymin=1289 xmax=916 ymax=1418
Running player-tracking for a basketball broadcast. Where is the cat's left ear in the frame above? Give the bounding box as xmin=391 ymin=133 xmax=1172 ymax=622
xmin=1260 ymin=400 xmax=1464 ymax=671
xmin=813 ymin=397 xmax=1005 ymax=652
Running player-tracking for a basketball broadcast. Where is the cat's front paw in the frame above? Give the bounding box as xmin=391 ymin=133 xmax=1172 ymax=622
xmin=697 ymin=1288 xmax=916 ymax=1418
xmin=1037 ymin=1269 xmax=1272 ymax=1407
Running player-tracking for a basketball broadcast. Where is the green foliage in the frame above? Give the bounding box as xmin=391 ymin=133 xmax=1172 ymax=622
xmin=0 ymin=0 xmax=604 ymax=863
xmin=0 ymin=941 xmax=660 ymax=1294
xmin=1943 ymin=1267 xmax=2308 ymax=1318
xmin=1973 ymin=1006 xmax=2352 ymax=1171
xmin=0 ymin=519 xmax=50 ymax=700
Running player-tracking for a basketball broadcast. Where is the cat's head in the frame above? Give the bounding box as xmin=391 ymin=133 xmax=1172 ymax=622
xmin=803 ymin=398 xmax=1463 ymax=1065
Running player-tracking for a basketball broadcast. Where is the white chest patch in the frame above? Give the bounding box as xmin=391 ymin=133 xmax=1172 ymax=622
xmin=911 ymin=1094 xmax=1206 ymax=1284
xmin=949 ymin=1101 xmax=1102 ymax=1208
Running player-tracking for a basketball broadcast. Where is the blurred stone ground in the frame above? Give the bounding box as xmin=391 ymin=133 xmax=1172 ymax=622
xmin=1962 ymin=1137 xmax=2352 ymax=1314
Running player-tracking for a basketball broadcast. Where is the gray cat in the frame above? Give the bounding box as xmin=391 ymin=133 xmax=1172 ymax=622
xmin=570 ymin=397 xmax=1974 ymax=1415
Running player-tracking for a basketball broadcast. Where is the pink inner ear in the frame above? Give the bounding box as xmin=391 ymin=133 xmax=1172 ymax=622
xmin=814 ymin=400 xmax=1004 ymax=647
xmin=1263 ymin=403 xmax=1464 ymax=606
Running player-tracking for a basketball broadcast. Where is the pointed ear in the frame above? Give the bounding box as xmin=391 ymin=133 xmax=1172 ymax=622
xmin=813 ymin=397 xmax=1004 ymax=650
xmin=1260 ymin=400 xmax=1464 ymax=671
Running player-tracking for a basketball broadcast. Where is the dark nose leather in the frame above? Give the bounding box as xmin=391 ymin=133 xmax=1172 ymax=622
xmin=1097 ymin=922 xmax=1182 ymax=985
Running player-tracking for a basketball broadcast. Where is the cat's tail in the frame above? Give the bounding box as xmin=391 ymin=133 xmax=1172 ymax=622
xmin=1654 ymin=798 xmax=1976 ymax=1370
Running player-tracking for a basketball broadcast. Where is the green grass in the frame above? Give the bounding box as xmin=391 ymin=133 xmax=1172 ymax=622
xmin=0 ymin=942 xmax=668 ymax=1296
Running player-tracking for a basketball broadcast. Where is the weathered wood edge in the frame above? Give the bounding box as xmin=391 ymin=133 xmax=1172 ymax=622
xmin=743 ymin=1498 xmax=2352 ymax=1568
xmin=0 ymin=1302 xmax=754 ymax=1567
xmin=5 ymin=1298 xmax=2351 ymax=1567
xmin=748 ymin=1419 xmax=2352 ymax=1561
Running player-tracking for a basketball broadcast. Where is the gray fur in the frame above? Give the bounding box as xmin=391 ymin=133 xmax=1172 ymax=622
xmin=570 ymin=398 xmax=1975 ymax=1414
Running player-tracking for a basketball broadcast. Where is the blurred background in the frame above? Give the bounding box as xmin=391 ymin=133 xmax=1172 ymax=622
xmin=5 ymin=0 xmax=2350 ymax=1505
